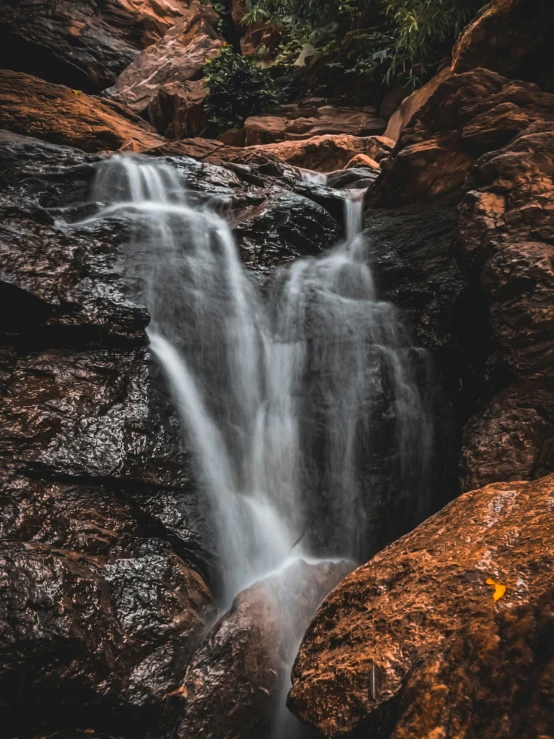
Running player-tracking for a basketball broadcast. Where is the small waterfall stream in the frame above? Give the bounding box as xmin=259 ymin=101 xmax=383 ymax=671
xmin=73 ymin=155 xmax=433 ymax=735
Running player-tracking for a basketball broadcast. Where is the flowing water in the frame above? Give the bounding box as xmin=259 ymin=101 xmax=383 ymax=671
xmin=72 ymin=154 xmax=433 ymax=734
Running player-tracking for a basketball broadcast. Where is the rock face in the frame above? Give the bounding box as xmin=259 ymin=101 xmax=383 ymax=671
xmin=0 ymin=0 xmax=193 ymax=92
xmin=107 ymin=3 xmax=223 ymax=116
xmin=0 ymin=130 xmax=219 ymax=736
xmin=242 ymin=102 xmax=386 ymax=146
xmin=0 ymin=70 xmax=164 ymax=152
xmin=374 ymin=68 xmax=554 ymax=206
xmin=148 ymin=79 xmax=209 ymax=139
xmin=452 ymin=0 xmax=554 ymax=92
xmin=289 ymin=474 xmax=554 ymax=738
xmin=176 ymin=560 xmax=351 ymax=739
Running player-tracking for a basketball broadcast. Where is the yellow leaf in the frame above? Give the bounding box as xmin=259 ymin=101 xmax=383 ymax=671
xmin=72 ymin=89 xmax=83 ymax=95
xmin=486 ymin=578 xmax=507 ymax=602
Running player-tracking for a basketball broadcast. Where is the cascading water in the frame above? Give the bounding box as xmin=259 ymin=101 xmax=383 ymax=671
xmin=70 ymin=153 xmax=433 ymax=735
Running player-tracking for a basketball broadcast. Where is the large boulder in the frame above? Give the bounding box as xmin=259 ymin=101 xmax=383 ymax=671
xmin=175 ymin=560 xmax=351 ymax=739
xmin=289 ymin=473 xmax=554 ymax=738
xmin=243 ymin=102 xmax=386 ymax=146
xmin=0 ymin=70 xmax=164 ymax=152
xmin=452 ymin=0 xmax=554 ymax=92
xmin=0 ymin=0 xmax=193 ymax=92
xmin=107 ymin=3 xmax=223 ymax=117
xmin=373 ymin=68 xmax=554 ymax=205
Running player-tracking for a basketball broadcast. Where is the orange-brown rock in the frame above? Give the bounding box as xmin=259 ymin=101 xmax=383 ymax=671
xmin=374 ymin=68 xmax=554 ymax=205
xmin=0 ymin=0 xmax=193 ymax=92
xmin=0 ymin=70 xmax=164 ymax=152
xmin=344 ymin=154 xmax=380 ymax=170
xmin=148 ymin=79 xmax=208 ymax=139
xmin=452 ymin=0 xmax=554 ymax=92
xmin=456 ymin=121 xmax=554 ymax=490
xmin=256 ymin=134 xmax=393 ymax=172
xmin=107 ymin=3 xmax=223 ymax=115
xmin=243 ymin=103 xmax=386 ymax=145
xmin=289 ymin=474 xmax=554 ymax=738
xmin=230 ymin=0 xmax=282 ymax=57
xmin=176 ymin=560 xmax=351 ymax=739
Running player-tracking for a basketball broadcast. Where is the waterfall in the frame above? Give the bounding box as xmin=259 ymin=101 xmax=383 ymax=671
xmin=77 ymin=155 xmax=432 ymax=603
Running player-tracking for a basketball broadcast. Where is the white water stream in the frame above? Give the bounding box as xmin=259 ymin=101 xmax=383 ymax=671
xmin=78 ymin=155 xmax=432 ymax=604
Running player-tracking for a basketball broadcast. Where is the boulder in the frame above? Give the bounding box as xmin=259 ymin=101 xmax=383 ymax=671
xmin=456 ymin=121 xmax=554 ymax=488
xmin=374 ymin=68 xmax=554 ymax=205
xmin=107 ymin=3 xmax=223 ymax=116
xmin=253 ymin=134 xmax=393 ymax=172
xmin=175 ymin=559 xmax=351 ymax=739
xmin=243 ymin=103 xmax=386 ymax=145
xmin=0 ymin=0 xmax=193 ymax=92
xmin=452 ymin=0 xmax=554 ymax=92
xmin=289 ymin=473 xmax=554 ymax=738
xmin=0 ymin=70 xmax=164 ymax=152
xmin=344 ymin=153 xmax=380 ymax=169
xmin=148 ymin=79 xmax=209 ymax=139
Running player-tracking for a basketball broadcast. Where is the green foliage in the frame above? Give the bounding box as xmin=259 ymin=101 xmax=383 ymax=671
xmin=203 ymin=46 xmax=280 ymax=133
xmin=243 ymin=0 xmax=486 ymax=87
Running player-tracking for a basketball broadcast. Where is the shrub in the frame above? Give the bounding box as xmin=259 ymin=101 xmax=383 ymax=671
xmin=203 ymin=45 xmax=280 ymax=133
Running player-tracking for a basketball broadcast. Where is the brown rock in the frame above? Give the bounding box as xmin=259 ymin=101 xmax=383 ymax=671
xmin=243 ymin=103 xmax=386 ymax=145
xmin=456 ymin=122 xmax=554 ymax=488
xmin=374 ymin=68 xmax=554 ymax=205
xmin=289 ymin=474 xmax=554 ymax=738
xmin=0 ymin=70 xmax=164 ymax=152
xmin=344 ymin=154 xmax=380 ymax=169
xmin=254 ymin=134 xmax=393 ymax=172
xmin=148 ymin=79 xmax=208 ymax=139
xmin=452 ymin=0 xmax=554 ymax=92
xmin=385 ymin=66 xmax=453 ymax=142
xmin=107 ymin=3 xmax=223 ymax=115
xmin=176 ymin=559 xmax=351 ymax=739
xmin=231 ymin=0 xmax=282 ymax=57
xmin=0 ymin=0 xmax=193 ymax=92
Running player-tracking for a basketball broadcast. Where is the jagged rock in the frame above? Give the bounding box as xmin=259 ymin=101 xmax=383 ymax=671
xmin=0 ymin=70 xmax=164 ymax=153
xmin=452 ymin=0 xmax=554 ymax=92
xmin=289 ymin=474 xmax=554 ymax=738
xmin=374 ymin=68 xmax=554 ymax=205
xmin=344 ymin=153 xmax=380 ymax=169
xmin=107 ymin=3 xmax=222 ymax=116
xmin=148 ymin=79 xmax=209 ymax=139
xmin=0 ymin=0 xmax=193 ymax=92
xmin=456 ymin=121 xmax=554 ymax=489
xmin=233 ymin=191 xmax=341 ymax=270
xmin=175 ymin=559 xmax=351 ymax=739
xmin=254 ymin=134 xmax=393 ymax=172
xmin=243 ymin=103 xmax=386 ymax=145
xmin=0 ymin=539 xmax=214 ymax=737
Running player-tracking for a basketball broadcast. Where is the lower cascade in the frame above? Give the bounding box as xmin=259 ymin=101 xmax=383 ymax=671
xmin=74 ymin=154 xmax=433 ymax=735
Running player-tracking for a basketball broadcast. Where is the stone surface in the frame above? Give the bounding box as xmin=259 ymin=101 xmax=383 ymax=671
xmin=243 ymin=103 xmax=386 ymax=145
xmin=453 ymin=0 xmax=554 ymax=92
xmin=176 ymin=560 xmax=351 ymax=739
xmin=148 ymin=79 xmax=209 ymax=139
xmin=456 ymin=121 xmax=554 ymax=489
xmin=107 ymin=3 xmax=223 ymax=115
xmin=0 ymin=0 xmax=193 ymax=92
xmin=0 ymin=70 xmax=164 ymax=153
xmin=289 ymin=474 xmax=554 ymax=738
xmin=374 ymin=68 xmax=554 ymax=205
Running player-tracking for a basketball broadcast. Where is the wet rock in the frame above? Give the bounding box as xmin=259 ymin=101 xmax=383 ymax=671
xmin=0 ymin=539 xmax=214 ymax=737
xmin=0 ymin=71 xmax=164 ymax=153
xmin=289 ymin=474 xmax=554 ymax=738
xmin=243 ymin=103 xmax=386 ymax=145
xmin=452 ymin=0 xmax=554 ymax=92
xmin=0 ymin=0 xmax=193 ymax=93
xmin=176 ymin=559 xmax=351 ymax=739
xmin=107 ymin=4 xmax=222 ymax=116
xmin=374 ymin=68 xmax=554 ymax=205
xmin=233 ymin=191 xmax=341 ymax=270
xmin=455 ymin=122 xmax=554 ymax=488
